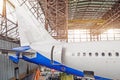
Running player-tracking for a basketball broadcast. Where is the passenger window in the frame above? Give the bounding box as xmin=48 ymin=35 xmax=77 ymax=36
xmin=83 ymin=53 xmax=86 ymax=56
xmin=72 ymin=53 xmax=75 ymax=56
xmin=102 ymin=52 xmax=105 ymax=56
xmin=95 ymin=52 xmax=98 ymax=56
xmin=89 ymin=52 xmax=92 ymax=56
xmin=77 ymin=52 xmax=80 ymax=56
xmin=108 ymin=52 xmax=112 ymax=56
xmin=115 ymin=52 xmax=119 ymax=56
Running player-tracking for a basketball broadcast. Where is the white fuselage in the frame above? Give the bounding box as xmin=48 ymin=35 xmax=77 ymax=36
xmin=30 ymin=41 xmax=120 ymax=79
xmin=64 ymin=42 xmax=120 ymax=79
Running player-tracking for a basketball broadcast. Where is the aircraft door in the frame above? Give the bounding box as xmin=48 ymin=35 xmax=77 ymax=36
xmin=51 ymin=45 xmax=66 ymax=65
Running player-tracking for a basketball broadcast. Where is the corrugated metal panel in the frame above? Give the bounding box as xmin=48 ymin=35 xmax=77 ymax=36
xmin=0 ymin=39 xmax=20 ymax=50
xmin=0 ymin=54 xmax=38 ymax=80
xmin=0 ymin=39 xmax=38 ymax=80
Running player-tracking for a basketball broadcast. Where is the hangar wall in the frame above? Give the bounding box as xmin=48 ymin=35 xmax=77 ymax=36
xmin=0 ymin=39 xmax=38 ymax=80
xmin=0 ymin=39 xmax=19 ymax=50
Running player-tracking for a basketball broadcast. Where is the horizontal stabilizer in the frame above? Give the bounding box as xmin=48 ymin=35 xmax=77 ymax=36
xmin=12 ymin=46 xmax=30 ymax=52
xmin=9 ymin=52 xmax=20 ymax=63
xmin=9 ymin=56 xmax=19 ymax=63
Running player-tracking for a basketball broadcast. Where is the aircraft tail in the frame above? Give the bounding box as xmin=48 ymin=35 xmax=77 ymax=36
xmin=16 ymin=5 xmax=57 ymax=46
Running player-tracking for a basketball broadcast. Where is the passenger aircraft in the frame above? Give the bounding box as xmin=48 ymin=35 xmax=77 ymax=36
xmin=9 ymin=4 xmax=120 ymax=80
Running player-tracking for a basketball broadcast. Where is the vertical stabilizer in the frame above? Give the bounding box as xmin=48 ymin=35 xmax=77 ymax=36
xmin=16 ymin=5 xmax=57 ymax=46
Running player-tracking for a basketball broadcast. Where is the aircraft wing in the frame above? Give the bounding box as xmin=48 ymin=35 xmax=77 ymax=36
xmin=8 ymin=46 xmax=35 ymax=63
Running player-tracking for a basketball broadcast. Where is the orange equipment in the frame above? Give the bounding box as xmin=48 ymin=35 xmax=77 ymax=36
xmin=34 ymin=68 xmax=41 ymax=80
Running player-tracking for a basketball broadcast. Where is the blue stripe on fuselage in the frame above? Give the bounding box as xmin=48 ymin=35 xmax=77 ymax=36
xmin=22 ymin=52 xmax=111 ymax=80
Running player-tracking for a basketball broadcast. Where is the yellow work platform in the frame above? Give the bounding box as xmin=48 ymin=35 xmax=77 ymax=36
xmin=60 ymin=73 xmax=74 ymax=80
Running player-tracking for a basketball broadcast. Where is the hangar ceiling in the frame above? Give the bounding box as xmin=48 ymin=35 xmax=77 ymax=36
xmin=68 ymin=0 xmax=120 ymax=33
xmin=0 ymin=0 xmax=120 ymax=42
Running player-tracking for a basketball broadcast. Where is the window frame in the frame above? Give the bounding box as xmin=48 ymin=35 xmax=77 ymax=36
xmin=108 ymin=52 xmax=112 ymax=57
xmin=102 ymin=52 xmax=105 ymax=56
xmin=115 ymin=52 xmax=119 ymax=57
xmin=95 ymin=52 xmax=99 ymax=56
